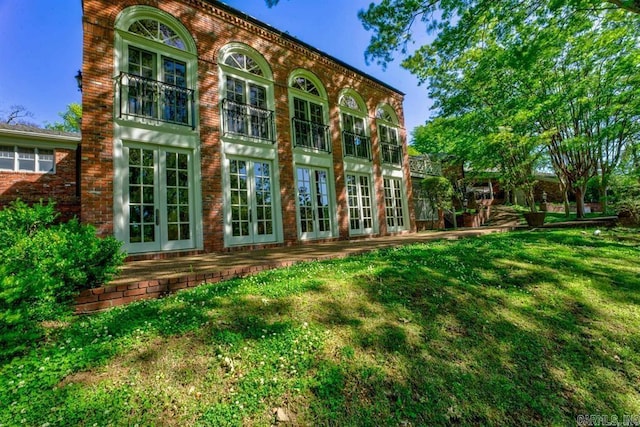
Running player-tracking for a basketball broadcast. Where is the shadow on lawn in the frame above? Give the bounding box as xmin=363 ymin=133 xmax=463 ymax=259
xmin=3 ymin=231 xmax=638 ymax=426
xmin=308 ymin=232 xmax=640 ymax=425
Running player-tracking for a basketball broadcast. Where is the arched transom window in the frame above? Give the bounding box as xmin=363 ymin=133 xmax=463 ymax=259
xmin=292 ymin=77 xmax=320 ymax=96
xmin=128 ymin=18 xmax=187 ymax=50
xmin=376 ymin=107 xmax=395 ymax=123
xmin=224 ymin=53 xmax=264 ymax=77
xmin=340 ymin=95 xmax=360 ymax=111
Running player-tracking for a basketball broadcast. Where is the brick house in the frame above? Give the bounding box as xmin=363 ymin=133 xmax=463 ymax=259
xmin=0 ymin=123 xmax=81 ymax=221
xmin=52 ymin=0 xmax=415 ymax=257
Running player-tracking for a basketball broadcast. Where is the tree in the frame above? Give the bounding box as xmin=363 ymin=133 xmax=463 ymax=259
xmin=367 ymin=0 xmax=638 ymax=217
xmin=0 ymin=104 xmax=37 ymax=126
xmin=358 ymin=0 xmax=639 ymax=68
xmin=45 ymin=103 xmax=82 ymax=133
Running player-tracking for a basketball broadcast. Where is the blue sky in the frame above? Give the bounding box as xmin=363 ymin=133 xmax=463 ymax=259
xmin=0 ymin=0 xmax=433 ymax=135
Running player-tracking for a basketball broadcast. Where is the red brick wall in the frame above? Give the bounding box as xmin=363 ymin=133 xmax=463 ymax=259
xmin=0 ymin=148 xmax=80 ymax=221
xmin=81 ymin=0 xmax=413 ymax=252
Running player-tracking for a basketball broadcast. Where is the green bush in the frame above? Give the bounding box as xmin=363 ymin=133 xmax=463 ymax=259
xmin=421 ymin=176 xmax=454 ymax=211
xmin=0 ymin=200 xmax=125 ymax=360
xmin=609 ymin=175 xmax=640 ymax=226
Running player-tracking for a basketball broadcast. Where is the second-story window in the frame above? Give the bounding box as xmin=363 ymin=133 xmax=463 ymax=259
xmin=376 ymin=106 xmax=402 ymax=166
xmin=116 ymin=15 xmax=196 ymax=128
xmin=340 ymin=93 xmax=371 ymax=161
xmin=290 ymin=75 xmax=330 ymax=153
xmin=126 ymin=47 xmax=189 ymax=125
xmin=220 ymin=50 xmax=274 ymax=143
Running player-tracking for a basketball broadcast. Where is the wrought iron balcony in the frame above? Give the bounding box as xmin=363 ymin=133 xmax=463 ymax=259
xmin=342 ymin=131 xmax=372 ymax=160
xmin=222 ymin=99 xmax=275 ymax=143
xmin=409 ymin=154 xmax=442 ymax=177
xmin=381 ymin=143 xmax=403 ymax=166
xmin=292 ymin=117 xmax=331 ymax=153
xmin=116 ymin=72 xmax=195 ymax=129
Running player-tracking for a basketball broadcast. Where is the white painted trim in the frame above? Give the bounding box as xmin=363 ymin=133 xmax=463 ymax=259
xmin=0 ymin=128 xmax=79 ymax=149
xmin=114 ymin=5 xmax=197 ymax=54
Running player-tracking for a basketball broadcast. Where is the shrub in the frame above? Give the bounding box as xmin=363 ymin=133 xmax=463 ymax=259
xmin=0 ymin=200 xmax=125 ymax=360
xmin=421 ymin=176 xmax=454 ymax=212
xmin=610 ymin=175 xmax=640 ymax=226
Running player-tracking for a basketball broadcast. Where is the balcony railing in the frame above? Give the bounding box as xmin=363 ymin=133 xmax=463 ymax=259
xmin=409 ymin=154 xmax=442 ymax=177
xmin=117 ymin=72 xmax=195 ymax=129
xmin=292 ymin=117 xmax=331 ymax=153
xmin=342 ymin=131 xmax=371 ymax=160
xmin=222 ymin=99 xmax=275 ymax=143
xmin=381 ymin=143 xmax=403 ymax=166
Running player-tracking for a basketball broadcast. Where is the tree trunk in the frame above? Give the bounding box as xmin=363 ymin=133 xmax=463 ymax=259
xmin=525 ymin=187 xmax=537 ymax=213
xmin=575 ymin=185 xmax=587 ymax=218
xmin=559 ymin=179 xmax=570 ymax=217
xmin=598 ymin=177 xmax=609 ymax=214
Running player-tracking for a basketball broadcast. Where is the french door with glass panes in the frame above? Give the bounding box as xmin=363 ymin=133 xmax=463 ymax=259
xmin=346 ymin=173 xmax=374 ymax=235
xmin=126 ymin=145 xmax=194 ymax=253
xmin=296 ymin=167 xmax=332 ymax=240
xmin=384 ymin=178 xmax=406 ymax=232
xmin=227 ymin=159 xmax=276 ymax=245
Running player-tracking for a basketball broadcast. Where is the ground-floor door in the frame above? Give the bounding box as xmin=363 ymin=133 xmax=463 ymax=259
xmin=226 ymin=158 xmax=276 ymax=245
xmin=296 ymin=166 xmax=332 ymax=240
xmin=346 ymin=173 xmax=374 ymax=235
xmin=384 ymin=177 xmax=406 ymax=232
xmin=125 ymin=145 xmax=194 ymax=253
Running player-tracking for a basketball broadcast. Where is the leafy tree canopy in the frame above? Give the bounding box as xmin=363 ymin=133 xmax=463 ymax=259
xmin=45 ymin=103 xmax=82 ymax=133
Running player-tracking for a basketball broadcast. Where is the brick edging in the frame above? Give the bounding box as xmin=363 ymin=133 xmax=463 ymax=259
xmin=75 ymin=251 xmax=369 ymax=314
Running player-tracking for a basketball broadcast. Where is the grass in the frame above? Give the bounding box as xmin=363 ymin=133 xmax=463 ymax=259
xmin=1 ymin=228 xmax=639 ymax=426
xmin=542 ymin=211 xmax=613 ymax=223
xmin=509 ymin=204 xmax=613 ymax=224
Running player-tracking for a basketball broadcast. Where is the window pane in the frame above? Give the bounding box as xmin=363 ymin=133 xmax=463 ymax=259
xmin=0 ymin=146 xmax=14 ymax=170
xmin=38 ymin=149 xmax=54 ymax=172
xmin=17 ymin=147 xmax=35 ymax=171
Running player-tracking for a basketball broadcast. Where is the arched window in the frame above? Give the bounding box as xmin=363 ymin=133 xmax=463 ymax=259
xmin=339 ymin=90 xmax=370 ymax=161
xmin=224 ymin=53 xmax=264 ymax=76
xmin=288 ymin=70 xmax=329 ymax=153
xmin=340 ymin=95 xmax=360 ymax=111
xmin=291 ymin=77 xmax=320 ymax=96
xmin=219 ymin=43 xmax=274 ymax=143
xmin=115 ymin=6 xmax=197 ymax=128
xmin=127 ymin=18 xmax=187 ymax=50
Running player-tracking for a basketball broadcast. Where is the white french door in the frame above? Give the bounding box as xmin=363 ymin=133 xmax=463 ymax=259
xmin=125 ymin=145 xmax=194 ymax=253
xmin=384 ymin=177 xmax=407 ymax=232
xmin=227 ymin=158 xmax=276 ymax=245
xmin=296 ymin=167 xmax=332 ymax=240
xmin=346 ymin=173 xmax=374 ymax=235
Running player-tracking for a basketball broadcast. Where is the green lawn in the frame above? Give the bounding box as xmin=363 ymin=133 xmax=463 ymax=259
xmin=1 ymin=229 xmax=639 ymax=426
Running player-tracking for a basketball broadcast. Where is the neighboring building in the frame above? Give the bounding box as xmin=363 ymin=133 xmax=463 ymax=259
xmin=0 ymin=123 xmax=81 ymax=221
xmin=0 ymin=0 xmax=415 ymax=257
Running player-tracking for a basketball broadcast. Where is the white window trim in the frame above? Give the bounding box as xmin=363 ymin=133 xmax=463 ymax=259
xmin=383 ymin=174 xmax=409 ymax=233
xmin=112 ymin=6 xmax=203 ymax=254
xmin=218 ymin=43 xmax=276 ymax=146
xmin=114 ymin=6 xmax=199 ymax=132
xmin=0 ymin=145 xmax=57 ymax=174
xmin=345 ymin=171 xmax=378 ymax=236
xmin=288 ymin=69 xmax=331 ymax=156
xmin=339 ymin=89 xmax=371 ymax=165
